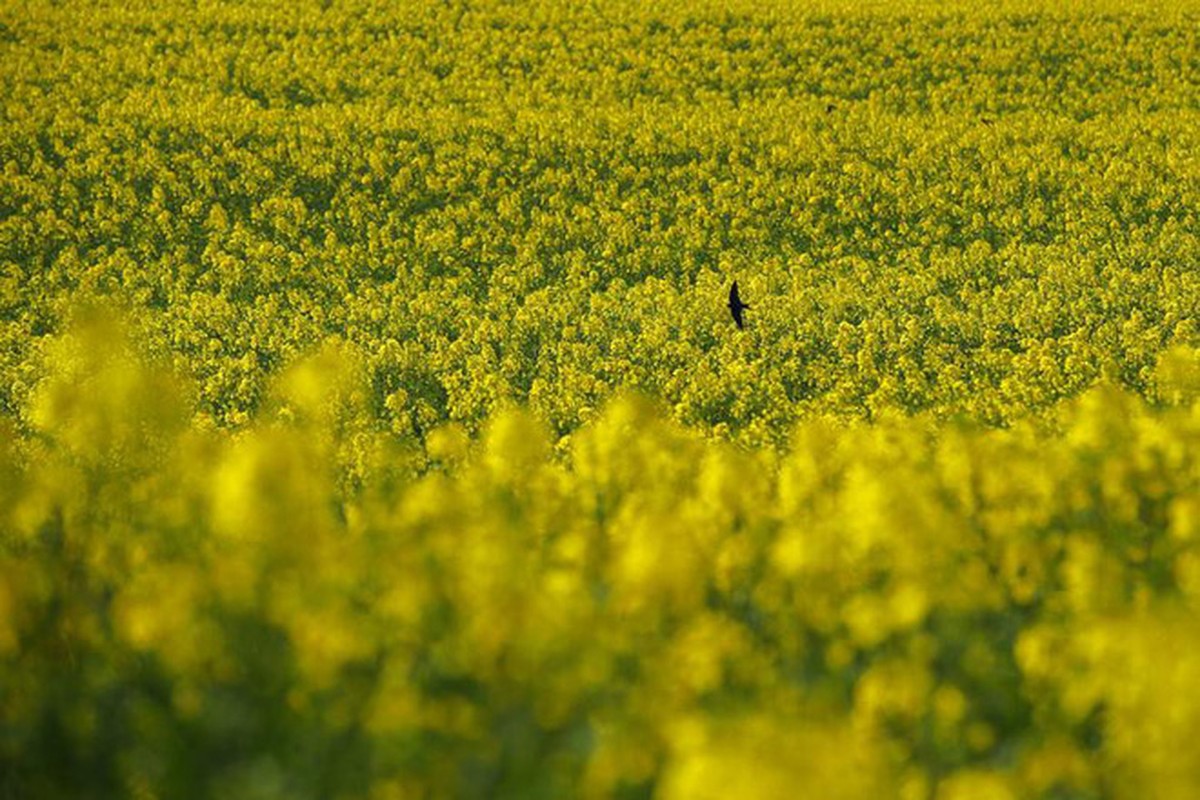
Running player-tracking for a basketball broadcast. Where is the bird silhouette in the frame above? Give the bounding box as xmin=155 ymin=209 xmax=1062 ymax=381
xmin=728 ymin=281 xmax=750 ymax=329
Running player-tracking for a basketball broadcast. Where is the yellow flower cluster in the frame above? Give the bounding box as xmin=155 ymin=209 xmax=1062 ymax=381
xmin=4 ymin=0 xmax=1200 ymax=796
xmin=2 ymin=0 xmax=1198 ymax=443
xmin=2 ymin=318 xmax=1198 ymax=797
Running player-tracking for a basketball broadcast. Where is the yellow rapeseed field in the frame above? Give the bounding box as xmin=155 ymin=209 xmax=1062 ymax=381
xmin=2 ymin=0 xmax=1199 ymax=797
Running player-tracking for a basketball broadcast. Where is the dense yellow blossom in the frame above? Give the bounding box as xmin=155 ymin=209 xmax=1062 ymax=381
xmin=3 ymin=318 xmax=1197 ymax=796
xmin=3 ymin=0 xmax=1200 ymax=796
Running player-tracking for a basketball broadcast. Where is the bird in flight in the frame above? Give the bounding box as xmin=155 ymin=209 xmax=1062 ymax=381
xmin=728 ymin=281 xmax=750 ymax=329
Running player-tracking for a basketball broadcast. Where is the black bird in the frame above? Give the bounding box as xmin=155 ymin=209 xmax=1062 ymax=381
xmin=728 ymin=281 xmax=750 ymax=329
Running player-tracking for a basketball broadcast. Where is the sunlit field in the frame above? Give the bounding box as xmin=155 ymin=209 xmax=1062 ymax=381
xmin=3 ymin=0 xmax=1200 ymax=797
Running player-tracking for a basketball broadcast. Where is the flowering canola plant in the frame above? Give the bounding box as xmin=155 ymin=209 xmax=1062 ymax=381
xmin=2 ymin=0 xmax=1200 ymax=797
